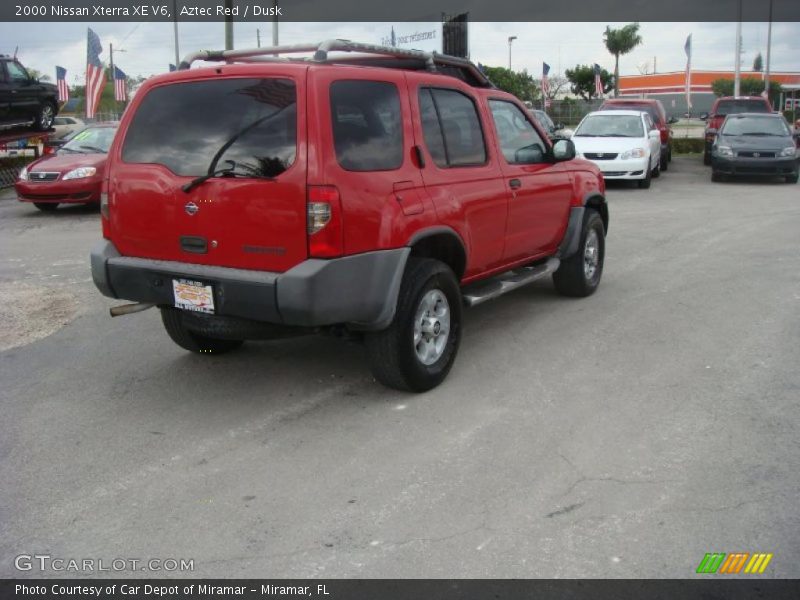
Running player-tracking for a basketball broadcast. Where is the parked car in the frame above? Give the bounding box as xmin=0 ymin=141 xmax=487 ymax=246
xmin=0 ymin=55 xmax=59 ymax=131
xmin=598 ymin=98 xmax=675 ymax=172
xmin=89 ymin=40 xmax=609 ymax=392
xmin=702 ymin=96 xmax=773 ymax=165
xmin=52 ymin=116 xmax=85 ymax=140
xmin=710 ymin=113 xmax=799 ymax=183
xmin=572 ymin=110 xmax=661 ymax=189
xmin=16 ymin=123 xmax=118 ymax=211
xmin=530 ymin=109 xmax=569 ymax=139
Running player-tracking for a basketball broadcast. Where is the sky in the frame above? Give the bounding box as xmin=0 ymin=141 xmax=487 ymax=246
xmin=1 ymin=21 xmax=798 ymax=86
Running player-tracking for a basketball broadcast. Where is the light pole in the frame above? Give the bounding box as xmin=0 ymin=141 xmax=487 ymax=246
xmin=508 ymin=35 xmax=517 ymax=70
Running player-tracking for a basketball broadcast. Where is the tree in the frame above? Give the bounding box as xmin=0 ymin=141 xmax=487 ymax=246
xmin=26 ymin=68 xmax=51 ymax=82
xmin=565 ymin=64 xmax=614 ymax=101
xmin=710 ymin=77 xmax=781 ymax=104
xmin=603 ymin=23 xmax=642 ymax=97
xmin=542 ymin=74 xmax=569 ymax=101
xmin=480 ymin=66 xmax=538 ymax=102
xmin=752 ymin=52 xmax=763 ymax=72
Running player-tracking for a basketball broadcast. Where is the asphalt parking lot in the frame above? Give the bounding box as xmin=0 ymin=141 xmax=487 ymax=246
xmin=1 ymin=156 xmax=798 ymax=579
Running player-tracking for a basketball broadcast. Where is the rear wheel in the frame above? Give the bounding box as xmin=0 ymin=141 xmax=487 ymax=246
xmin=660 ymin=150 xmax=668 ymax=171
xmin=365 ymin=258 xmax=461 ymax=392
xmin=553 ymin=209 xmax=605 ymax=298
xmin=33 ymin=202 xmax=58 ymax=211
xmin=160 ymin=307 xmax=244 ymax=354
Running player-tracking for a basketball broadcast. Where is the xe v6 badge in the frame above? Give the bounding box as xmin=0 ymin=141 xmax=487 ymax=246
xmin=185 ymin=202 xmax=199 ymax=216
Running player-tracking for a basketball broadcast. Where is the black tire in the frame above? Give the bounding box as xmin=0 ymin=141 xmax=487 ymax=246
xmin=34 ymin=101 xmax=56 ymax=131
xmin=33 ymin=202 xmax=58 ymax=211
xmin=786 ymin=174 xmax=798 ymax=184
xmin=638 ymin=166 xmax=652 ymax=189
xmin=711 ymin=171 xmax=724 ymax=183
xmin=365 ymin=258 xmax=462 ymax=393
xmin=668 ymin=148 xmax=672 ymax=163
xmin=703 ymin=151 xmax=711 ymax=166
xmin=553 ymin=209 xmax=605 ymax=298
xmin=660 ymin=150 xmax=668 ymax=171
xmin=160 ymin=307 xmax=244 ymax=354
xmin=652 ymin=161 xmax=661 ymax=178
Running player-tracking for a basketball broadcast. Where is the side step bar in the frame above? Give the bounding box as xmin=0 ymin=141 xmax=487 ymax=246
xmin=462 ymin=258 xmax=560 ymax=307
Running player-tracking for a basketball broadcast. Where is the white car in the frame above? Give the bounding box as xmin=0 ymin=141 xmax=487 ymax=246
xmin=52 ymin=116 xmax=85 ymax=140
xmin=572 ymin=110 xmax=662 ymax=188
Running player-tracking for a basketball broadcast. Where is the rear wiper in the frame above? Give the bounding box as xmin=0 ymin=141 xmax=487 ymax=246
xmin=181 ymin=161 xmax=274 ymax=193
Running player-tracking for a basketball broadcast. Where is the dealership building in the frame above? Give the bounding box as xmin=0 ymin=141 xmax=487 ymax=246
xmin=619 ymin=71 xmax=800 ymax=117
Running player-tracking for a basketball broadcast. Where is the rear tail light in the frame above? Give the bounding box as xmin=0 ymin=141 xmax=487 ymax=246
xmin=307 ymin=185 xmax=343 ymax=258
xmin=660 ymin=129 xmax=669 ymax=144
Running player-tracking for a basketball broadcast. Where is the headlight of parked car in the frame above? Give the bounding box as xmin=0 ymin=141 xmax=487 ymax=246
xmin=18 ymin=166 xmax=29 ymax=181
xmin=780 ymin=146 xmax=797 ymax=157
xmin=619 ymin=148 xmax=646 ymax=160
xmin=62 ymin=167 xmax=97 ymax=180
xmin=715 ymin=146 xmax=734 ymax=157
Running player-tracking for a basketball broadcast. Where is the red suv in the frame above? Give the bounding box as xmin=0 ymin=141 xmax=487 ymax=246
xmin=90 ymin=41 xmax=609 ymax=392
xmin=599 ymin=98 xmax=674 ymax=172
xmin=703 ymin=96 xmax=773 ymax=164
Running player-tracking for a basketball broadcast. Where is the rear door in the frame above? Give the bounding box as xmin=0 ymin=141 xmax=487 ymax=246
xmin=111 ymin=70 xmax=307 ymax=273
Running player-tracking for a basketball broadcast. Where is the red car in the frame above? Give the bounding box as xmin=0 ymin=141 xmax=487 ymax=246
xmin=16 ymin=123 xmax=118 ymax=211
xmin=703 ymin=96 xmax=773 ymax=165
xmin=90 ymin=41 xmax=608 ymax=392
xmin=598 ymin=98 xmax=676 ymax=172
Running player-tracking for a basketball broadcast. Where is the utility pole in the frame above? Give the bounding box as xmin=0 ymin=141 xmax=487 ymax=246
xmin=257 ymin=28 xmax=261 ymax=48
xmin=653 ymin=56 xmax=657 ymax=74
xmin=734 ymin=0 xmax=742 ymax=96
xmin=224 ymin=0 xmax=233 ymax=50
xmin=508 ymin=35 xmax=517 ymax=70
xmin=272 ymin=0 xmax=279 ymax=46
xmin=172 ymin=0 xmax=180 ymax=67
xmin=764 ymin=0 xmax=773 ymax=105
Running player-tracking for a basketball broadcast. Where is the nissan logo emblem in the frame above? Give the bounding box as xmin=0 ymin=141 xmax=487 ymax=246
xmin=185 ymin=202 xmax=199 ymax=216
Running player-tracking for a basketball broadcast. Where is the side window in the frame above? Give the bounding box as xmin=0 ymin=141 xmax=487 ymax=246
xmin=7 ymin=61 xmax=29 ymax=83
xmin=488 ymin=100 xmax=547 ymax=164
xmin=644 ymin=114 xmax=655 ymax=131
xmin=330 ymin=80 xmax=403 ymax=172
xmin=420 ymin=88 xmax=487 ymax=167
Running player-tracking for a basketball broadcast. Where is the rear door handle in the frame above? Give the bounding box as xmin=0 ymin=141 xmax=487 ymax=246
xmin=509 ymin=178 xmax=522 ymax=189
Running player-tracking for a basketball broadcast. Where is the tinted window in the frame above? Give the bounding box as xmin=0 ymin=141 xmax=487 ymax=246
xmin=62 ymin=127 xmax=117 ymax=153
xmin=575 ymin=114 xmax=644 ymax=138
xmin=419 ymin=89 xmax=448 ymax=167
xmin=330 ymin=80 xmax=403 ymax=171
xmin=7 ymin=61 xmax=29 ymax=82
xmin=489 ymin=100 xmax=547 ymax=164
xmin=716 ymin=100 xmax=771 ymax=116
xmin=424 ymin=88 xmax=486 ymax=167
xmin=721 ymin=116 xmax=790 ymax=136
xmin=122 ymin=78 xmax=296 ymax=177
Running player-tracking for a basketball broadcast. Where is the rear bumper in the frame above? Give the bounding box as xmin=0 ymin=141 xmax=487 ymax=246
xmin=711 ymin=156 xmax=799 ymax=177
xmin=91 ymin=240 xmax=409 ymax=330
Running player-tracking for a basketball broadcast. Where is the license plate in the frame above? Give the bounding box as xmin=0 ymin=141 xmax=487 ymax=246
xmin=172 ymin=279 xmax=215 ymax=314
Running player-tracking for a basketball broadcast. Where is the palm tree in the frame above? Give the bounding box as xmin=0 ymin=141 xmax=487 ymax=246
xmin=603 ymin=23 xmax=643 ymax=98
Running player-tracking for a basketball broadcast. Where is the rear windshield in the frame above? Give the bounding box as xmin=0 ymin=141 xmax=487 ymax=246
xmin=715 ymin=100 xmax=771 ymax=116
xmin=721 ymin=116 xmax=790 ymax=136
xmin=122 ymin=78 xmax=296 ymax=177
xmin=575 ymin=114 xmax=644 ymax=138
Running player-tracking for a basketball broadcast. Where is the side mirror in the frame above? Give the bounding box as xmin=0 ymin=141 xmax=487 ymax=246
xmin=552 ymin=139 xmax=576 ymax=161
xmin=515 ymin=144 xmax=546 ymax=164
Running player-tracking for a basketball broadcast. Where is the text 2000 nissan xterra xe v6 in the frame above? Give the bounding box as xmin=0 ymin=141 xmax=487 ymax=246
xmin=91 ymin=40 xmax=609 ymax=392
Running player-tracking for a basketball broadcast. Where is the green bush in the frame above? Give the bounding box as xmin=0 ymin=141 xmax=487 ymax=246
xmin=672 ymin=138 xmax=705 ymax=154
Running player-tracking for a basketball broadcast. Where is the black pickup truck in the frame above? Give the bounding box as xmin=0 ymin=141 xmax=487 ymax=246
xmin=0 ymin=55 xmax=59 ymax=131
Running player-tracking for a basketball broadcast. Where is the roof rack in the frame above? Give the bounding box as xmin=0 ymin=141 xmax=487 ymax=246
xmin=178 ymin=39 xmax=494 ymax=88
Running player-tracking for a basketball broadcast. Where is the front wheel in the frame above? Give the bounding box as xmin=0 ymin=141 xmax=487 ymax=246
xmin=160 ymin=307 xmax=244 ymax=354
xmin=365 ymin=258 xmax=462 ymax=392
xmin=34 ymin=102 xmax=56 ymax=131
xmin=638 ymin=166 xmax=652 ymax=189
xmin=553 ymin=209 xmax=605 ymax=298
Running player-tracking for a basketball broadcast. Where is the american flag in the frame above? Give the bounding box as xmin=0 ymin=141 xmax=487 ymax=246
xmin=113 ymin=66 xmax=127 ymax=102
xmin=85 ymin=28 xmax=106 ymax=119
xmin=594 ymin=63 xmax=604 ymax=97
xmin=541 ymin=62 xmax=551 ymax=99
xmin=55 ymin=66 xmax=69 ymax=103
xmin=684 ymin=34 xmax=693 ymax=110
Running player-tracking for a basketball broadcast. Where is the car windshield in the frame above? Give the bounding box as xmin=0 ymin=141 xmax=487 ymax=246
xmin=575 ymin=115 xmax=644 ymax=138
xmin=721 ymin=116 xmax=791 ymax=137
xmin=533 ymin=111 xmax=555 ymax=130
xmin=121 ymin=78 xmax=297 ymax=177
xmin=60 ymin=127 xmax=117 ymax=154
xmin=715 ymin=100 xmax=771 ymax=116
